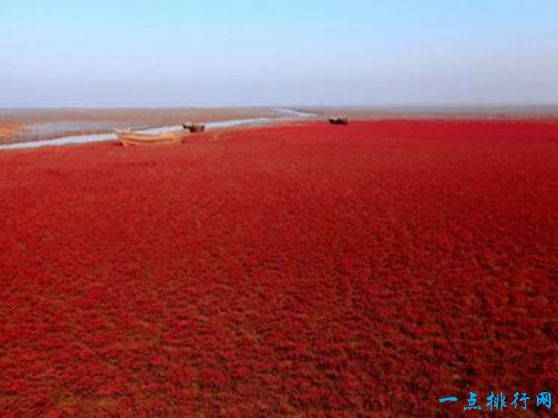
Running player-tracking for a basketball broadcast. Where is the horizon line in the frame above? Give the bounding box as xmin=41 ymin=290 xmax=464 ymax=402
xmin=2 ymin=103 xmax=558 ymax=111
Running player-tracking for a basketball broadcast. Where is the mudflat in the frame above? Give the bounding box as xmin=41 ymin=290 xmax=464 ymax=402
xmin=306 ymin=105 xmax=558 ymax=120
xmin=0 ymin=107 xmax=291 ymax=144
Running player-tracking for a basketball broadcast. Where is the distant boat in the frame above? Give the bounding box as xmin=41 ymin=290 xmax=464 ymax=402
xmin=328 ymin=116 xmax=350 ymax=125
xmin=182 ymin=122 xmax=206 ymax=133
xmin=116 ymin=129 xmax=189 ymax=146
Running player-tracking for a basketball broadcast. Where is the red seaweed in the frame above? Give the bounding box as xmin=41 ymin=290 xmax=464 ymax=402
xmin=1 ymin=119 xmax=557 ymax=416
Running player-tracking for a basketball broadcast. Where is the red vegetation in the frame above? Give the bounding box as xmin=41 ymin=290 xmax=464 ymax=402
xmin=1 ymin=120 xmax=558 ymax=416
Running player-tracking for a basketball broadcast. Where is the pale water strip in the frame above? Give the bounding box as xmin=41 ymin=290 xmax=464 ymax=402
xmin=0 ymin=108 xmax=317 ymax=151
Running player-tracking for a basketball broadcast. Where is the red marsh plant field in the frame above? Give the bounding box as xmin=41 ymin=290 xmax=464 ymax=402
xmin=1 ymin=120 xmax=558 ymax=416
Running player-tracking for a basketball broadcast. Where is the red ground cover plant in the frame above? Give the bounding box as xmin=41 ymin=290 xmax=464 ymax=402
xmin=1 ymin=120 xmax=557 ymax=417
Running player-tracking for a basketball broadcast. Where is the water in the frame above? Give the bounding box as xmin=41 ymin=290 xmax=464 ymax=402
xmin=274 ymin=108 xmax=316 ymax=118
xmin=0 ymin=108 xmax=317 ymax=151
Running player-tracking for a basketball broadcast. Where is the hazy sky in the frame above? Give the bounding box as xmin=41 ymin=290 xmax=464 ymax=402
xmin=1 ymin=0 xmax=557 ymax=106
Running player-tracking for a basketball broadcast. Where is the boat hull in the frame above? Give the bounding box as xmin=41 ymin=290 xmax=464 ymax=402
xmin=116 ymin=130 xmax=189 ymax=146
xmin=182 ymin=122 xmax=206 ymax=133
xmin=329 ymin=116 xmax=350 ymax=125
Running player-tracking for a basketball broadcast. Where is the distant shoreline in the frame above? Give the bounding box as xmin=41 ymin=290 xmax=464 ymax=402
xmin=304 ymin=105 xmax=558 ymax=119
xmin=0 ymin=108 xmax=317 ymax=150
xmin=2 ymin=105 xmax=558 ymax=147
xmin=2 ymin=104 xmax=558 ymax=114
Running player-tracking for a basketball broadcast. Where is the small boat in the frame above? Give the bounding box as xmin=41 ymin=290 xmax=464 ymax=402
xmin=328 ymin=116 xmax=350 ymax=125
xmin=116 ymin=129 xmax=189 ymax=146
xmin=182 ymin=122 xmax=206 ymax=133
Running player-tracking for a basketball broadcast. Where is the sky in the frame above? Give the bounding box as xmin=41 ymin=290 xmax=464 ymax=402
xmin=1 ymin=0 xmax=557 ymax=107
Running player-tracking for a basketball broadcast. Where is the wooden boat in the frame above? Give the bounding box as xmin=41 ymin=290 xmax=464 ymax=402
xmin=116 ymin=129 xmax=189 ymax=146
xmin=328 ymin=116 xmax=350 ymax=125
xmin=190 ymin=124 xmax=205 ymax=133
xmin=182 ymin=122 xmax=206 ymax=133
